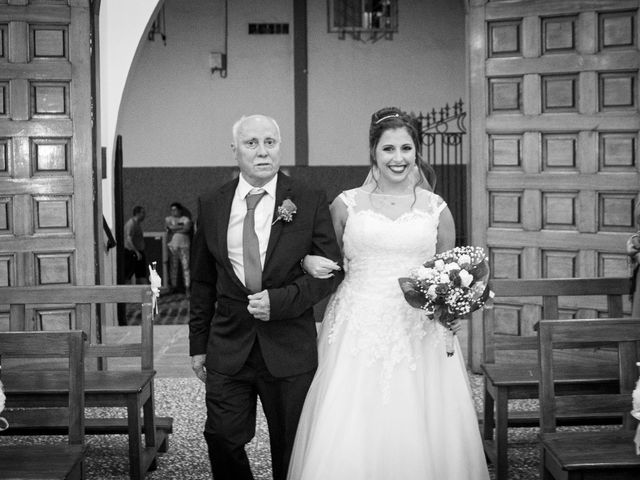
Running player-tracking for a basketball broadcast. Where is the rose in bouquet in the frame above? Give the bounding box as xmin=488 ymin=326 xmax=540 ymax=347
xmin=398 ymin=246 xmax=494 ymax=357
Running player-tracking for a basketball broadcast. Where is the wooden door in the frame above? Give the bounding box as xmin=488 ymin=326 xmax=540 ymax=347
xmin=0 ymin=0 xmax=96 ymax=330
xmin=468 ymin=0 xmax=640 ymax=369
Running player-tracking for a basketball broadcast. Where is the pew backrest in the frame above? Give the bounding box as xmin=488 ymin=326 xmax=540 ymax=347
xmin=482 ymin=277 xmax=631 ymax=364
xmin=538 ymin=317 xmax=640 ymax=433
xmin=0 ymin=330 xmax=86 ymax=442
xmin=0 ymin=285 xmax=154 ymax=370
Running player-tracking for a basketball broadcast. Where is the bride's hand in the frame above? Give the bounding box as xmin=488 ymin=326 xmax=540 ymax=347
xmin=302 ymin=255 xmax=341 ymax=279
xmin=448 ymin=319 xmax=463 ymax=334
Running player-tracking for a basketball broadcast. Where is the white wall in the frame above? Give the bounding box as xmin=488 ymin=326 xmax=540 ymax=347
xmin=307 ymin=0 xmax=466 ymax=165
xmin=117 ymin=0 xmax=295 ymax=168
xmin=99 ymin=0 xmax=160 ymax=223
xmin=113 ymin=0 xmax=466 ymax=169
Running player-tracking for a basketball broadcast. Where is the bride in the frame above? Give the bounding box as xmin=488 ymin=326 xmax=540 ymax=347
xmin=286 ymin=107 xmax=490 ymax=479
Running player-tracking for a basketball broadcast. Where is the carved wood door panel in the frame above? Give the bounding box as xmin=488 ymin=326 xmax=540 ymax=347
xmin=0 ymin=0 xmax=95 ymax=329
xmin=467 ymin=0 xmax=639 ymax=368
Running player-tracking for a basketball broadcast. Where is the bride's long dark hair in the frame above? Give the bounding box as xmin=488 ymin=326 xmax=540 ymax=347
xmin=369 ymin=107 xmax=437 ymax=193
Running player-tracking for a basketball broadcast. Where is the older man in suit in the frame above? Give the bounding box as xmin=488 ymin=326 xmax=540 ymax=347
xmin=189 ymin=114 xmax=343 ymax=480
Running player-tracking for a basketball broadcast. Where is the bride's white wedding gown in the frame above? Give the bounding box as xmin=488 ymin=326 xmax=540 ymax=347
xmin=287 ymin=188 xmax=490 ymax=480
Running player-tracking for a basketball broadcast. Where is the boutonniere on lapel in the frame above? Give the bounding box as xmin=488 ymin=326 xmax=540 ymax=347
xmin=272 ymin=198 xmax=297 ymax=225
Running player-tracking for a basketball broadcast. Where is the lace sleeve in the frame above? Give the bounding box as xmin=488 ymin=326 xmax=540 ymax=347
xmin=434 ymin=195 xmax=447 ymax=215
xmin=415 ymin=189 xmax=447 ymax=216
xmin=338 ymin=188 xmax=358 ymax=210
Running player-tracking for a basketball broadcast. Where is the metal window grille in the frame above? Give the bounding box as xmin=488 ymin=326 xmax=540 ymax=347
xmin=414 ymin=100 xmax=468 ymax=246
xmin=328 ymin=0 xmax=398 ymax=42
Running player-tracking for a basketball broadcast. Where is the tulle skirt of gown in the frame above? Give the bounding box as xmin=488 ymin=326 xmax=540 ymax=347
xmin=287 ymin=278 xmax=490 ymax=480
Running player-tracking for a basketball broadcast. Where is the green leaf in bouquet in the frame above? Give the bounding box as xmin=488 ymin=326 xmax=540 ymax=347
xmin=434 ymin=307 xmax=455 ymax=326
xmin=470 ymin=283 xmax=493 ymax=311
xmin=398 ymin=278 xmax=427 ymax=309
xmin=469 ymin=260 xmax=490 ymax=281
xmin=422 ymin=260 xmax=436 ymax=269
xmin=480 ymin=283 xmax=494 ymax=307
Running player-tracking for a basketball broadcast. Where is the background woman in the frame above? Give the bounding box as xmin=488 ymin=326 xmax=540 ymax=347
xmin=165 ymin=202 xmax=193 ymax=295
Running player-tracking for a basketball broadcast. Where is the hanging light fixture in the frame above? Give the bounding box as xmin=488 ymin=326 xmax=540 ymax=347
xmin=210 ymin=0 xmax=228 ymax=78
xmin=148 ymin=3 xmax=167 ymax=45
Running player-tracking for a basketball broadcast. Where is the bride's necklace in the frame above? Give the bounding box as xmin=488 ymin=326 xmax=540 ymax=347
xmin=369 ymin=190 xmax=413 ymax=206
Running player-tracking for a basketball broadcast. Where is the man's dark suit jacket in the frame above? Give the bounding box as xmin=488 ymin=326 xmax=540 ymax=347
xmin=189 ymin=171 xmax=344 ymax=378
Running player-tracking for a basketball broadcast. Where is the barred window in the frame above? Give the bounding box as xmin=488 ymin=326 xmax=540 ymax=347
xmin=328 ymin=0 xmax=398 ymax=42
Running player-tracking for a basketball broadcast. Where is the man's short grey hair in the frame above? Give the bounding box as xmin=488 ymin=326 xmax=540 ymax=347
xmin=232 ymin=114 xmax=281 ymax=147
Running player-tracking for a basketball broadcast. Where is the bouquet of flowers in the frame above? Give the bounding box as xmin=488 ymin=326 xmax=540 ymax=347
xmin=398 ymin=246 xmax=494 ymax=357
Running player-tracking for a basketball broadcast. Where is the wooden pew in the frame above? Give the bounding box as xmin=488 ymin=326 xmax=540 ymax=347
xmin=0 ymin=330 xmax=86 ymax=480
xmin=538 ymin=317 xmax=640 ymax=479
xmin=0 ymin=285 xmax=173 ymax=480
xmin=481 ymin=276 xmax=631 ymax=480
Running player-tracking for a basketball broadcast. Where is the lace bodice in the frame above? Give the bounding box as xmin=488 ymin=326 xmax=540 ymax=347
xmin=341 ymin=187 xmax=444 ymax=282
xmin=323 ymin=187 xmax=447 ymax=401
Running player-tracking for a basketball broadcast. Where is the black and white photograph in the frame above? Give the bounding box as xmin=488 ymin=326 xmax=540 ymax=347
xmin=0 ymin=1 xmax=639 ymax=479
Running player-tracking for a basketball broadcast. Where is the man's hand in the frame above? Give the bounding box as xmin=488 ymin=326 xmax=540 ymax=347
xmin=248 ymin=290 xmax=270 ymax=321
xmin=191 ymin=354 xmax=207 ymax=383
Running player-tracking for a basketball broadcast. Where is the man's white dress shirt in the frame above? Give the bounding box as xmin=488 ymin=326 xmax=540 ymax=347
xmin=227 ymin=174 xmax=277 ymax=288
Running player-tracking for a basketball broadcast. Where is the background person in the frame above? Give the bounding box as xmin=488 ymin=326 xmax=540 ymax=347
xmin=165 ymin=202 xmax=193 ymax=296
xmin=123 ymin=205 xmax=149 ymax=284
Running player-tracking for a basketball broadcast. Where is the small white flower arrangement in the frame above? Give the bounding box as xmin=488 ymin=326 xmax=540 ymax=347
xmin=148 ymin=262 xmax=162 ymax=314
xmin=272 ymin=198 xmax=297 ymax=225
